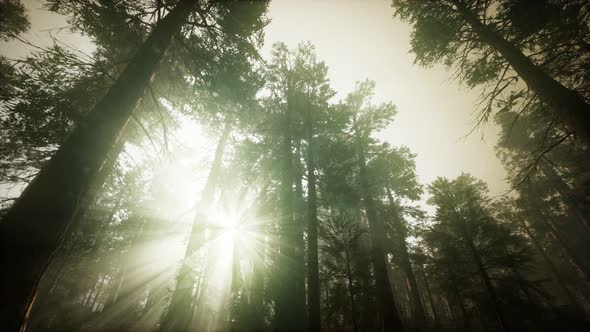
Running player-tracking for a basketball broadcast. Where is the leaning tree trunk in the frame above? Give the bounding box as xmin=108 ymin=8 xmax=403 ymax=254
xmin=161 ymin=122 xmax=232 ymax=332
xmin=0 ymin=1 xmax=196 ymax=331
xmin=386 ymin=188 xmax=426 ymax=331
xmin=354 ymin=127 xmax=404 ymax=332
xmin=518 ymin=218 xmax=587 ymax=315
xmin=418 ymin=264 xmax=441 ymax=331
xmin=26 ymin=139 xmax=124 ymax=330
xmin=305 ymin=101 xmax=321 ymax=332
xmin=451 ymin=0 xmax=590 ymax=141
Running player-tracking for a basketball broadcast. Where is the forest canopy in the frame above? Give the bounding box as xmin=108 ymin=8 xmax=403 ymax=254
xmin=1 ymin=1 xmax=590 ymax=332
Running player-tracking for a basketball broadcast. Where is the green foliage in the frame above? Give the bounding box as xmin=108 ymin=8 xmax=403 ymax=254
xmin=0 ymin=0 xmax=30 ymax=40
xmin=3 ymin=1 xmax=590 ymax=331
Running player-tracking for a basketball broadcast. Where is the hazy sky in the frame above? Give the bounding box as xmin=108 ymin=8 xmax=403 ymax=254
xmin=262 ymin=0 xmax=508 ymax=195
xmin=2 ymin=0 xmax=509 ymax=198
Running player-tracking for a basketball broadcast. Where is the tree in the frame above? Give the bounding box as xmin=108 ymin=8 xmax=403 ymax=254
xmin=0 ymin=0 xmax=29 ymax=40
xmin=426 ymin=174 xmax=545 ymax=331
xmin=345 ymin=80 xmax=405 ymax=332
xmin=0 ymin=0 xmax=29 ymax=103
xmin=319 ymin=213 xmax=368 ymax=332
xmin=391 ymin=0 xmax=590 ymax=141
xmin=0 ymin=1 xmax=269 ymax=330
xmin=369 ymin=144 xmax=426 ymax=330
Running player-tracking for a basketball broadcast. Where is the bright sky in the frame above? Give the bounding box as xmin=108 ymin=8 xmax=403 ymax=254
xmin=1 ymin=0 xmax=509 ymax=201
xmin=262 ymin=0 xmax=508 ymax=196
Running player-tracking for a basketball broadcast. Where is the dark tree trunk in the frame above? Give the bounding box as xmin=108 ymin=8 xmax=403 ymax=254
xmin=518 ymin=218 xmax=586 ymax=315
xmin=418 ymin=264 xmax=440 ymax=331
xmin=449 ymin=278 xmax=471 ymax=332
xmin=465 ymin=239 xmax=510 ymax=332
xmin=274 ymin=88 xmax=306 ymax=331
xmin=161 ymin=122 xmax=232 ymax=332
xmin=502 ymin=244 xmax=535 ymax=304
xmin=386 ymin=188 xmax=426 ymax=331
xmin=344 ymin=248 xmax=359 ymax=332
xmin=354 ymin=126 xmax=404 ymax=332
xmin=452 ymin=0 xmax=590 ymax=141
xmin=0 ymin=2 xmax=196 ymax=330
xmin=26 ymin=139 xmax=123 ymax=331
xmin=538 ymin=209 xmax=590 ymax=283
xmin=306 ymin=101 xmax=321 ymax=332
xmin=540 ymin=163 xmax=590 ymax=236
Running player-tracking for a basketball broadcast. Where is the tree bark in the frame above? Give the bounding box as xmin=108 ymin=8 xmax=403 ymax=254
xmin=452 ymin=0 xmax=590 ymax=141
xmin=0 ymin=2 xmax=196 ymax=331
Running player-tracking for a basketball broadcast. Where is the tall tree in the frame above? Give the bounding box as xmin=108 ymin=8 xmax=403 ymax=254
xmin=0 ymin=1 xmax=269 ymax=330
xmin=346 ymin=80 xmax=405 ymax=332
xmin=0 ymin=2 xmax=196 ymax=330
xmin=426 ymin=174 xmax=542 ymax=331
xmin=391 ymin=0 xmax=590 ymax=140
xmin=369 ymin=144 xmax=426 ymax=330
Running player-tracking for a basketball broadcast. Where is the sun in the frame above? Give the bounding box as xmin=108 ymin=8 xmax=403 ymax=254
xmin=203 ymin=193 xmax=262 ymax=265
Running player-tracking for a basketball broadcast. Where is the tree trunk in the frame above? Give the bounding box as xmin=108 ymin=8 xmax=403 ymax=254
xmin=449 ymin=277 xmax=471 ymax=332
xmin=354 ymin=125 xmax=404 ymax=332
xmin=344 ymin=248 xmax=359 ymax=332
xmin=88 ymin=275 xmax=107 ymax=312
xmin=246 ymin=187 xmax=268 ymax=331
xmin=518 ymin=218 xmax=586 ymax=315
xmin=0 ymin=2 xmax=196 ymax=331
xmin=250 ymin=214 xmax=266 ymax=331
xmin=501 ymin=243 xmax=535 ymax=305
xmin=294 ymin=140 xmax=308 ymax=328
xmin=540 ymin=162 xmax=590 ymax=236
xmin=274 ymin=88 xmax=306 ymax=331
xmin=161 ymin=121 xmax=232 ymax=332
xmin=418 ymin=264 xmax=440 ymax=331
xmin=452 ymin=0 xmax=590 ymax=141
xmin=539 ymin=210 xmax=590 ymax=283
xmin=386 ymin=188 xmax=426 ymax=331
xmin=465 ymin=239 xmax=509 ymax=332
xmin=306 ymin=101 xmax=321 ymax=332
